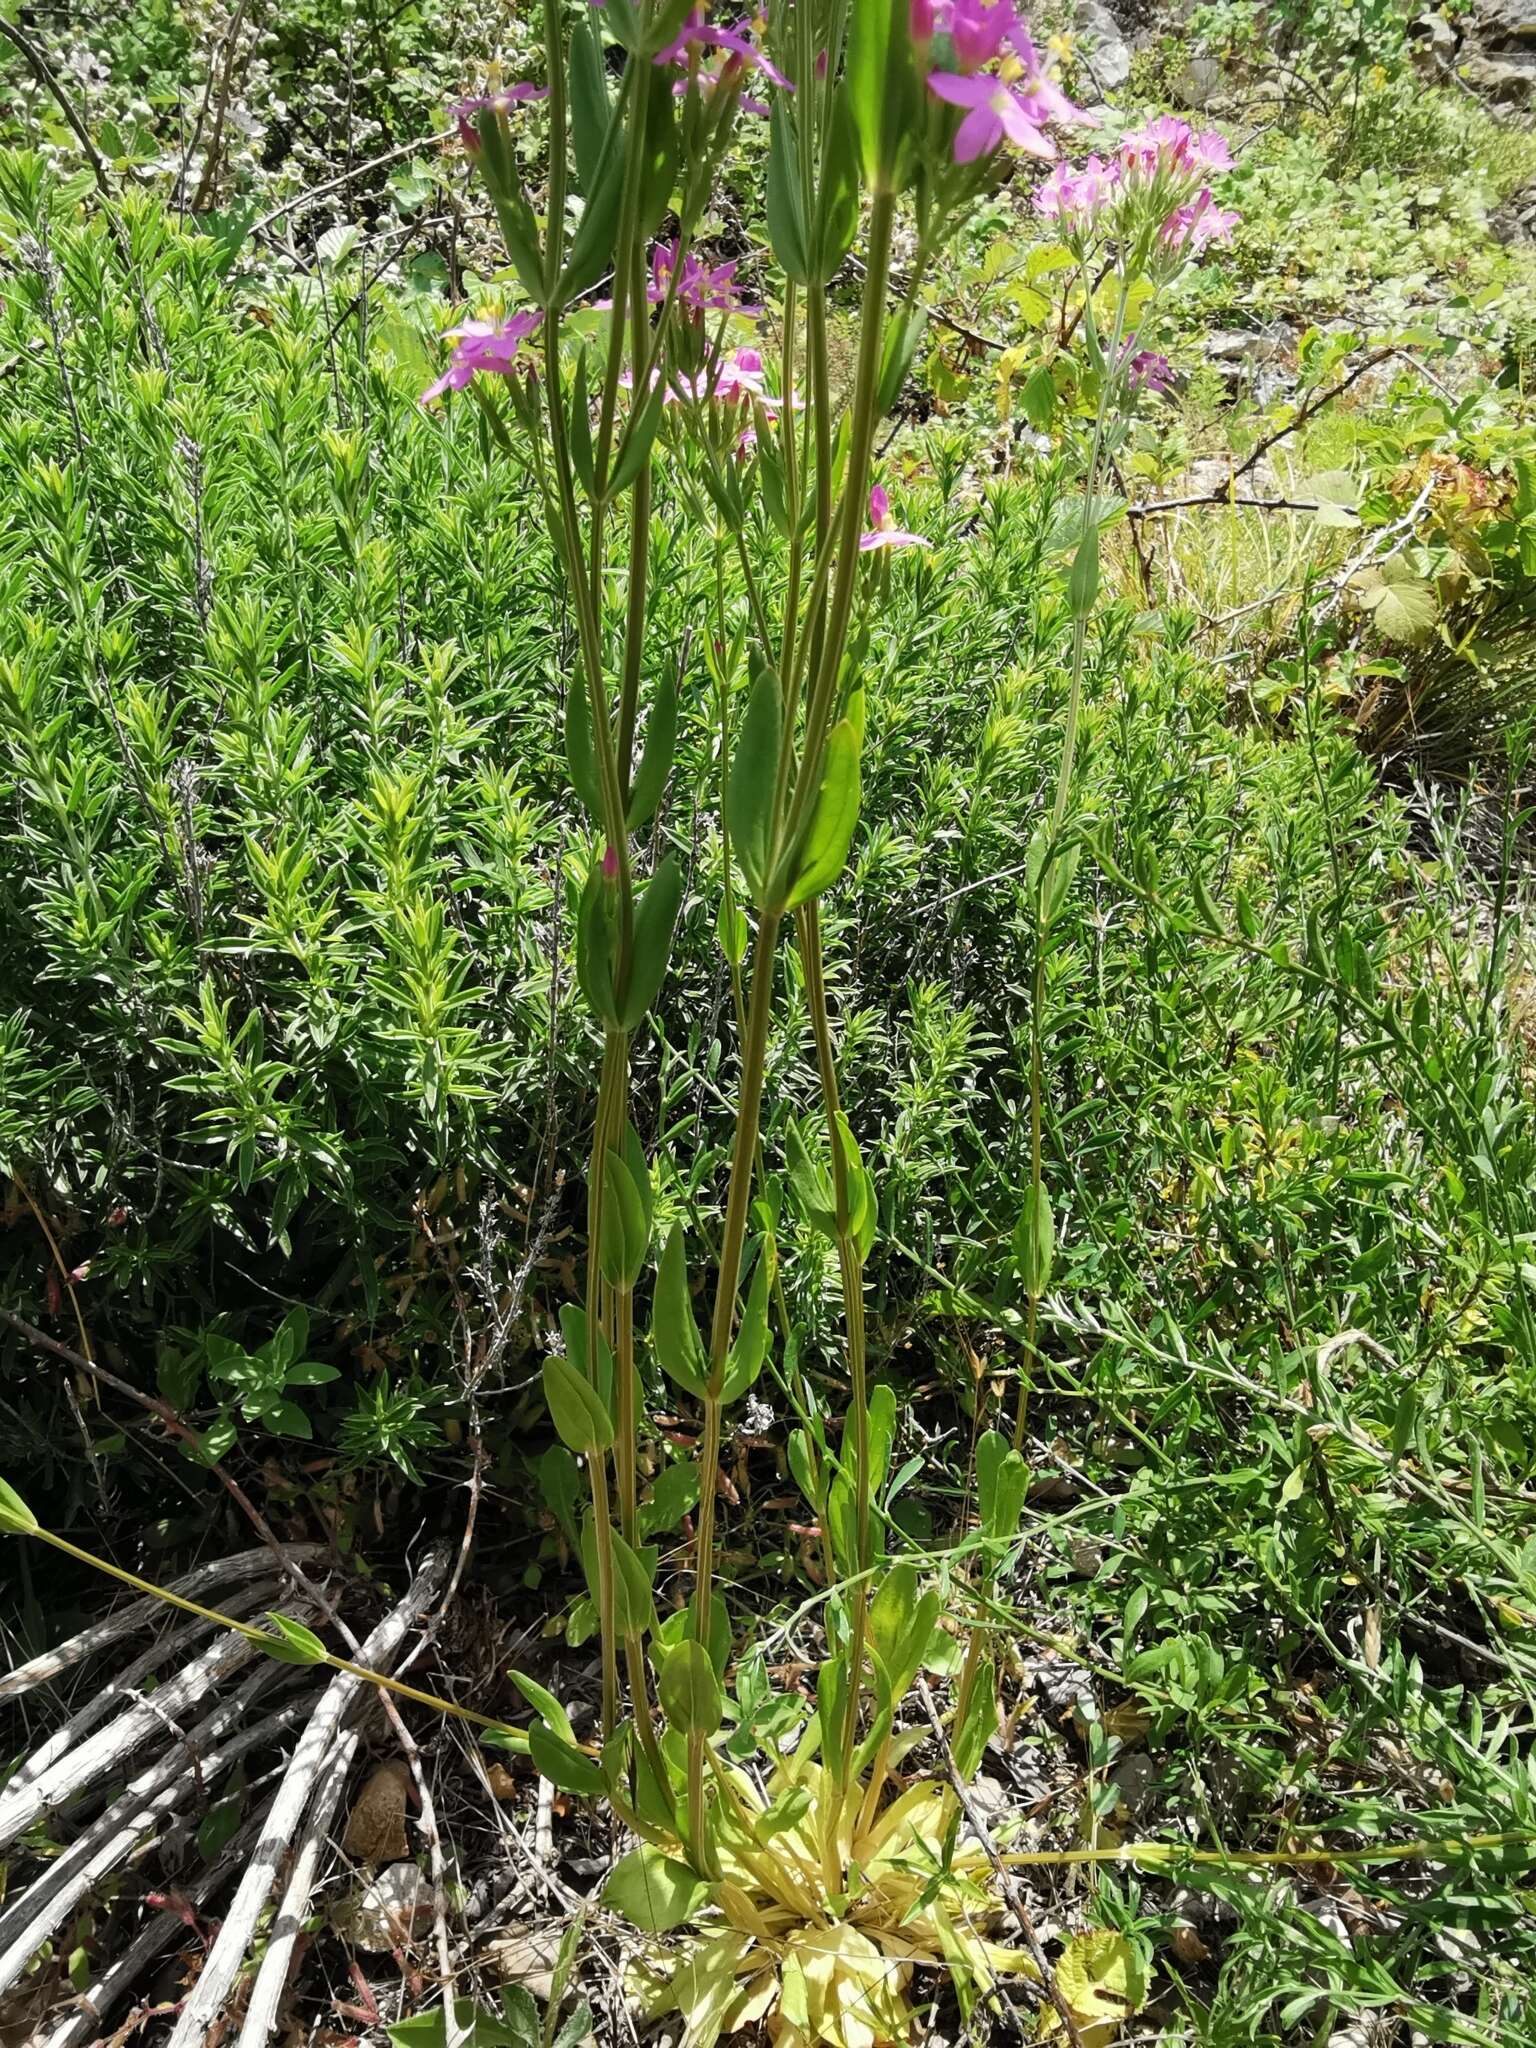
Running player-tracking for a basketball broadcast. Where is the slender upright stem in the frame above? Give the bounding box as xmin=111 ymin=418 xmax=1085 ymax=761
xmin=688 ymin=908 xmax=782 ymax=1858
xmin=797 ymin=903 xmax=870 ymax=1778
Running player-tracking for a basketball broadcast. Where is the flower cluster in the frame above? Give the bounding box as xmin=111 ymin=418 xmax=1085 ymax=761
xmin=654 ymin=5 xmax=790 ymax=114
xmin=649 ymin=241 xmax=762 ymax=321
xmin=1031 ymin=116 xmax=1238 ymax=254
xmin=421 ymin=311 xmax=543 ymax=403
xmin=921 ymin=0 xmax=1080 ymax=166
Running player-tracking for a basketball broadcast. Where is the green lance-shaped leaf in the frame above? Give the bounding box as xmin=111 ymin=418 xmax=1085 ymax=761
xmin=0 ymin=1478 xmax=38 ymax=1536
xmin=765 ymin=102 xmax=811 ymax=284
xmin=568 ymin=347 xmax=596 ymax=498
xmin=600 ymin=1145 xmax=651 ymax=1289
xmin=867 ymin=1379 xmax=897 ymax=1503
xmin=1013 ymin=1183 xmax=1055 ymax=1298
xmin=471 ymin=109 xmax=545 ymax=305
xmin=543 ymin=1350 xmax=614 ymax=1454
xmin=846 ymin=0 xmax=919 ymax=193
xmin=814 ymin=87 xmax=861 ymax=283
xmin=556 ymin=117 xmax=626 ymax=306
xmin=651 ymin=1224 xmax=708 ymax=1398
xmin=260 ymin=1612 xmax=328 ymax=1665
xmin=620 ymin=854 xmax=683 ymax=1030
xmin=877 ymin=305 xmax=927 ymax=416
xmin=530 ymin=1721 xmax=606 ymax=1797
xmin=609 ymin=1527 xmax=659 ymax=1638
xmin=608 ymin=374 xmax=670 ymax=500
xmin=725 ymin=659 xmax=782 ymax=905
xmin=786 ymin=1120 xmax=838 ymax=1238
xmin=785 ymin=717 xmax=862 ymax=909
xmin=637 ymin=61 xmax=680 ymax=237
xmin=559 ymin=1301 xmax=614 ymax=1420
xmin=817 ymin=1652 xmax=853 ymax=1786
xmin=575 ymin=858 xmax=621 ymax=1026
xmin=719 ymin=1238 xmax=773 ymax=1402
xmin=626 ymin=668 xmax=677 ymax=832
xmin=976 ymin=1428 xmax=1029 ymax=1547
xmin=658 ymin=1636 xmax=723 ymax=1736
xmin=1068 ymin=523 xmax=1100 ymax=619
xmin=565 ymin=678 xmax=603 ymax=824
xmin=869 ymin=1566 xmax=941 ymax=1702
xmin=952 ymin=1656 xmax=997 ymax=1779
xmin=569 ymin=7 xmax=613 ymax=194
xmin=509 ymin=1668 xmax=578 ymax=1746
xmin=603 ymin=1843 xmax=713 ymax=1932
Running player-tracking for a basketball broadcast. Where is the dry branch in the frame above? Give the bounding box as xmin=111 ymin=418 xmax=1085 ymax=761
xmin=0 ymin=1616 xmax=279 ymax=1849
xmin=2 ymin=1582 xmax=278 ymax=1802
xmin=234 ymin=1720 xmax=365 ymax=2046
xmin=166 ymin=1543 xmax=451 ymax=2048
xmin=0 ymin=1544 xmax=325 ymax=1702
xmin=0 ymin=1672 xmax=312 ymax=2001
xmin=43 ymin=1809 xmax=269 ymax=2048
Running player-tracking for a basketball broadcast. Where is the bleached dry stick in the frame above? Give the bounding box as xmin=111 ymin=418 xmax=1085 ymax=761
xmin=0 ymin=1545 xmax=325 ymax=1702
xmin=3 ymin=1581 xmax=278 ymax=1800
xmin=43 ymin=1809 xmax=270 ymax=2048
xmin=166 ymin=1544 xmax=451 ymax=2048
xmin=0 ymin=1619 xmax=269 ymax=1849
xmin=234 ymin=1717 xmax=364 ymax=2046
xmin=0 ymin=1673 xmax=310 ymax=2001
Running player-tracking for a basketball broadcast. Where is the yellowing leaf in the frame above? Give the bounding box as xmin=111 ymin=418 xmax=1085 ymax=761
xmin=1055 ymin=1929 xmax=1147 ymax=2029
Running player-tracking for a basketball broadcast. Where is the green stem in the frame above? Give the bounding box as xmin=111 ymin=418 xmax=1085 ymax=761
xmin=30 ymin=1527 xmax=534 ymax=1747
xmin=797 ymin=903 xmax=870 ymax=1781
xmin=688 ymin=907 xmax=782 ymax=1862
xmin=1050 ymin=271 xmax=1131 ymax=840
xmin=786 ymin=187 xmax=897 ymax=848
xmin=1013 ymin=900 xmax=1047 ymax=1449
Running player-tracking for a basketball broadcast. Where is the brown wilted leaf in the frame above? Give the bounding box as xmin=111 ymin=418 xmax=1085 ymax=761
xmin=342 ymin=1760 xmax=411 ymax=1865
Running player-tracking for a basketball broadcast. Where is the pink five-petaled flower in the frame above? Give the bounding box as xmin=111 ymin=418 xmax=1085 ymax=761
xmin=421 ymin=310 xmax=543 ymax=404
xmin=1160 ymin=187 xmax=1239 ymax=250
xmin=1032 ymin=151 xmax=1117 ymax=228
xmin=1126 ymin=348 xmax=1175 ymax=394
xmin=927 ymin=66 xmax=1056 ymax=163
xmin=450 ymin=84 xmax=548 ymax=150
xmin=654 ymin=7 xmax=793 ymax=90
xmin=650 ymin=240 xmax=763 ymax=319
xmin=860 ymin=484 xmax=928 ymax=552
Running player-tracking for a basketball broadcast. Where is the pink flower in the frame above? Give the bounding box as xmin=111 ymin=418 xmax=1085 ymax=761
xmin=1125 ymin=348 xmax=1175 ymax=393
xmin=1033 ymin=152 xmax=1117 ymax=228
xmin=450 ymin=84 xmax=548 ymax=150
xmin=650 ymin=240 xmax=763 ymax=319
xmin=421 ymin=310 xmax=543 ymax=402
xmin=948 ymin=0 xmax=1017 ymax=71
xmin=714 ymin=346 xmax=770 ymax=400
xmin=654 ymin=8 xmax=792 ymax=90
xmin=1192 ymin=128 xmax=1232 ymax=171
xmin=928 ymin=68 xmax=1056 ymax=163
xmin=1160 ymin=187 xmax=1239 ymax=250
xmin=860 ymin=483 xmax=928 ymax=552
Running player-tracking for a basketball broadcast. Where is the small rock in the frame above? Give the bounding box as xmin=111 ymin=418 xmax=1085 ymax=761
xmin=1297 ymin=1894 xmax=1353 ymax=1950
xmin=487 ymin=1924 xmax=565 ymax=2002
xmin=1463 ymin=50 xmax=1536 ymax=96
xmin=1077 ymin=0 xmax=1132 ymax=90
xmin=1479 ymin=0 xmax=1536 ymax=42
xmin=341 ymin=1860 xmax=432 ymax=1952
xmin=1173 ymin=54 xmax=1226 ymax=107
